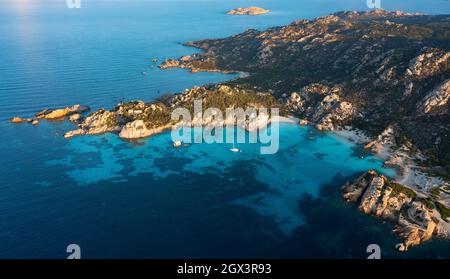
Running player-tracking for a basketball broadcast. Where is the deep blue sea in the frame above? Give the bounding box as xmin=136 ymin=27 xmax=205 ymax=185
xmin=0 ymin=0 xmax=449 ymax=258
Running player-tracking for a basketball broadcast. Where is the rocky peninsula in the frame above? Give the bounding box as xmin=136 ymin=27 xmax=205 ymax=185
xmin=227 ymin=7 xmax=270 ymax=16
xmin=342 ymin=170 xmax=450 ymax=251
xmin=12 ymin=9 xmax=450 ymax=251
xmin=11 ymin=85 xmax=278 ymax=140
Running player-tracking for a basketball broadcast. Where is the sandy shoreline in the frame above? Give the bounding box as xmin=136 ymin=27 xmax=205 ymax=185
xmin=328 ymin=126 xmax=448 ymax=193
xmin=271 ymin=115 xmax=299 ymax=124
xmin=331 ymin=127 xmax=372 ymax=145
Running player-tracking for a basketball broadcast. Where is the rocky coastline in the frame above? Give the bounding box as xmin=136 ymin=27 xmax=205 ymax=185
xmin=12 ymin=85 xmax=279 ymax=141
xmin=11 ymin=9 xmax=450 ymax=251
xmin=342 ymin=170 xmax=450 ymax=251
xmin=157 ymin=9 xmax=450 ymax=250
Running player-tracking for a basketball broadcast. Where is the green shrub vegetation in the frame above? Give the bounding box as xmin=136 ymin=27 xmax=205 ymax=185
xmin=415 ymin=197 xmax=435 ymax=210
xmin=435 ymin=202 xmax=450 ymax=221
xmin=386 ymin=181 xmax=417 ymax=199
xmin=429 ymin=186 xmax=442 ymax=199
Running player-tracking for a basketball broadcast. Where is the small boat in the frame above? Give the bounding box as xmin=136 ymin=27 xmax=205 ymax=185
xmin=230 ymin=143 xmax=240 ymax=153
xmin=141 ymin=71 xmax=147 ymax=75
xmin=173 ymin=140 xmax=182 ymax=148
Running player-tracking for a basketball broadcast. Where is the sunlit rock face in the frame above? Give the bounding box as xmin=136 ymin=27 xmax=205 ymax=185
xmin=342 ymin=170 xmax=450 ymax=251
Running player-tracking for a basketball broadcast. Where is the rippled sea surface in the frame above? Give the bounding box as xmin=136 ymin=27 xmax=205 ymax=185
xmin=1 ymin=0 xmax=449 ymax=258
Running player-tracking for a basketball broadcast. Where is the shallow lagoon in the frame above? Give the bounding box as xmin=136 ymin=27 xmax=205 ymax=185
xmin=47 ymin=123 xmax=396 ymax=233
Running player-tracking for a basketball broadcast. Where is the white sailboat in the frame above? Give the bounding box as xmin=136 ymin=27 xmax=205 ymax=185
xmin=173 ymin=140 xmax=182 ymax=148
xmin=230 ymin=142 xmax=240 ymax=153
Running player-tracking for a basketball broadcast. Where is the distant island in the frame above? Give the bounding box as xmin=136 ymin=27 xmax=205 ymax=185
xmin=11 ymin=10 xmax=450 ymax=252
xmin=227 ymin=7 xmax=270 ymax=16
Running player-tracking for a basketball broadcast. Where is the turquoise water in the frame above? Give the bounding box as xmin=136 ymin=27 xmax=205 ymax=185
xmin=0 ymin=0 xmax=449 ymax=258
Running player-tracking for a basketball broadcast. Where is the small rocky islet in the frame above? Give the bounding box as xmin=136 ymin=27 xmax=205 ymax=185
xmin=227 ymin=7 xmax=270 ymax=16
xmin=10 ymin=104 xmax=90 ymax=125
xmin=11 ymin=9 xmax=450 ymax=252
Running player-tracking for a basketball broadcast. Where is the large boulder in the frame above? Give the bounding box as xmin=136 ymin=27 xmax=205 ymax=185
xmin=119 ymin=120 xmax=152 ymax=139
xmin=64 ymin=109 xmax=119 ymax=138
xmin=119 ymin=120 xmax=173 ymax=140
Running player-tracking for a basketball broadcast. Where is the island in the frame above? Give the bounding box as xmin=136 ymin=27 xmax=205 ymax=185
xmin=12 ymin=9 xmax=450 ymax=251
xmin=227 ymin=7 xmax=270 ymax=16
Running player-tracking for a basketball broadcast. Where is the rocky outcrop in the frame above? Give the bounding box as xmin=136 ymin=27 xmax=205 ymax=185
xmin=342 ymin=170 xmax=450 ymax=251
xmin=286 ymin=92 xmax=304 ymax=112
xmin=406 ymin=49 xmax=450 ymax=80
xmin=285 ymin=84 xmax=354 ymax=131
xmin=315 ymin=100 xmax=354 ymax=131
xmin=69 ymin=113 xmax=82 ymax=123
xmin=119 ymin=120 xmax=172 ymax=140
xmin=62 ymin=84 xmax=278 ymax=140
xmin=394 ymin=201 xmax=437 ymax=251
xmin=10 ymin=117 xmax=39 ymax=125
xmin=227 ymin=7 xmax=270 ymax=16
xmin=64 ymin=129 xmax=86 ymax=139
xmin=10 ymin=117 xmax=30 ymax=124
xmin=11 ymin=105 xmax=89 ymax=126
xmin=158 ymin=59 xmax=181 ymax=70
xmin=36 ymin=105 xmax=90 ymax=120
xmin=64 ymin=109 xmax=120 ymax=138
xmin=418 ymin=79 xmax=450 ymax=115
xmin=119 ymin=120 xmax=151 ymax=139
